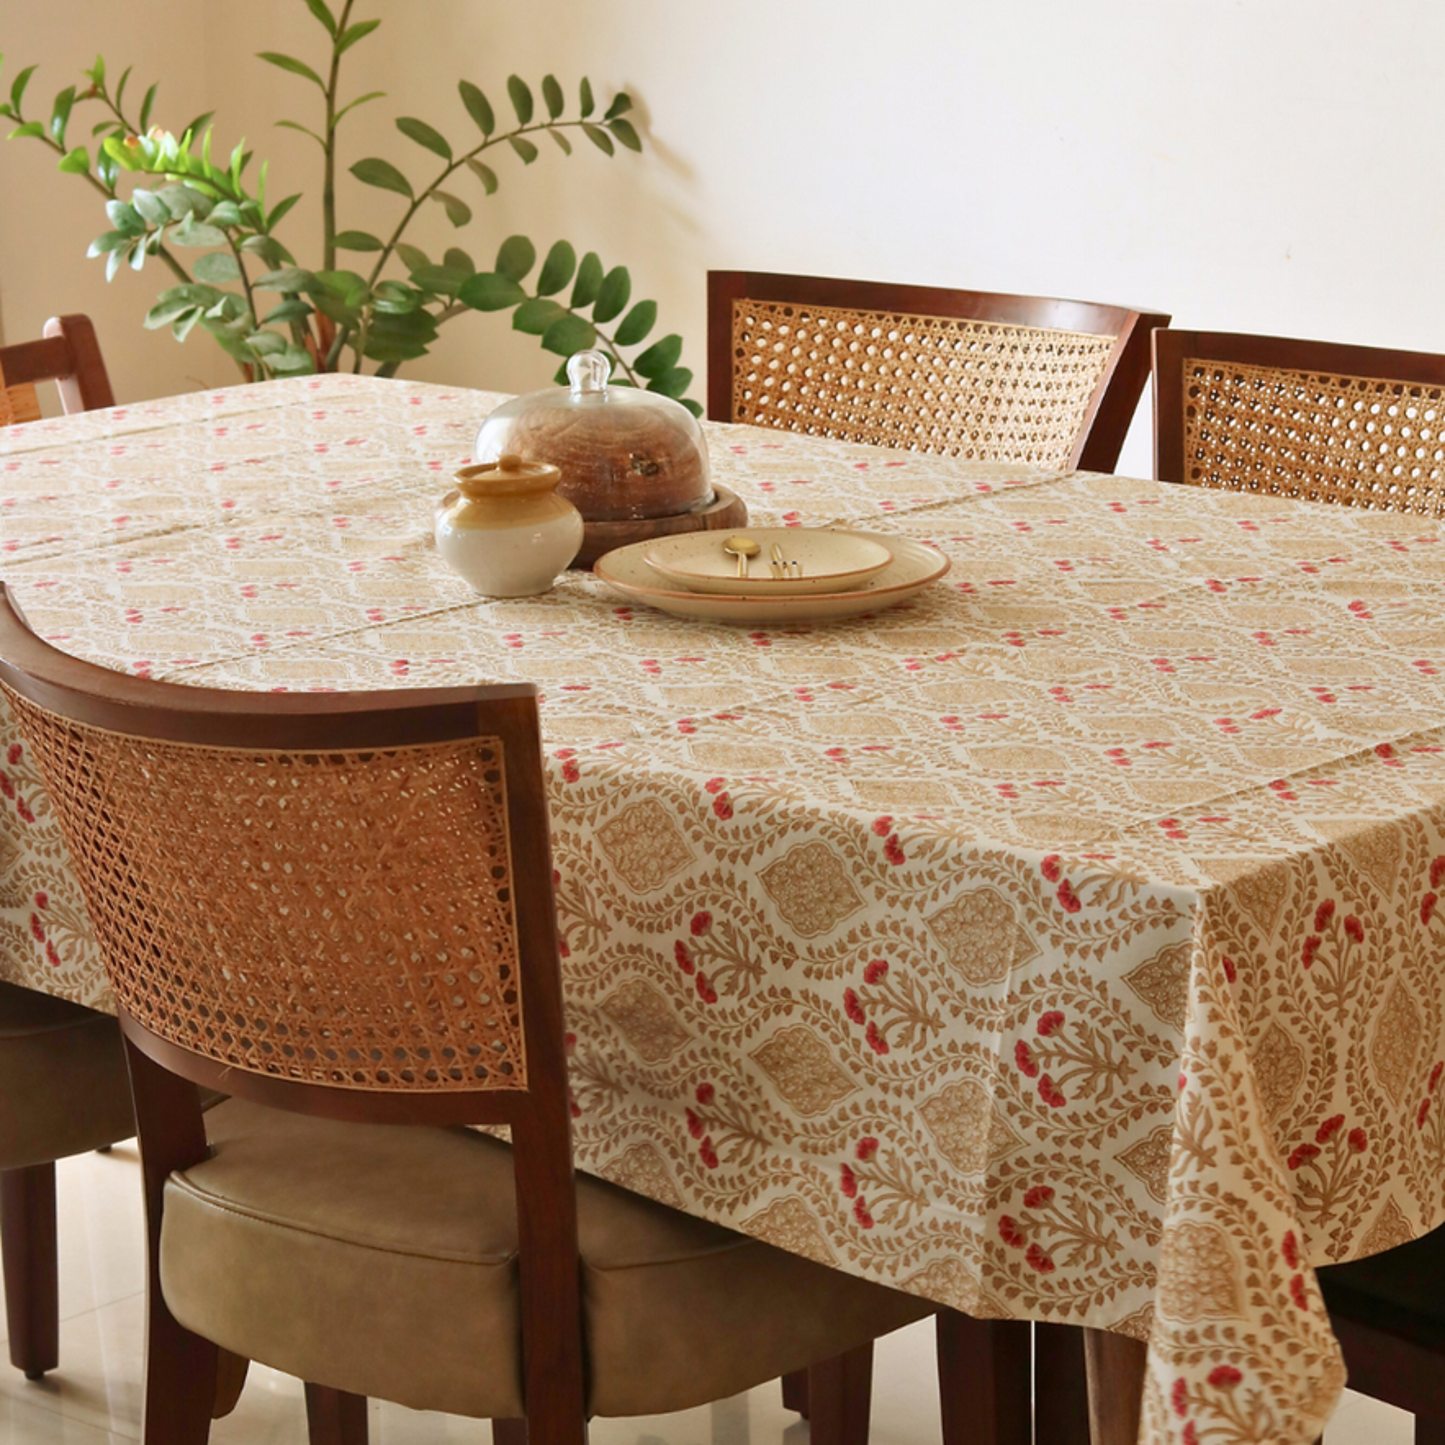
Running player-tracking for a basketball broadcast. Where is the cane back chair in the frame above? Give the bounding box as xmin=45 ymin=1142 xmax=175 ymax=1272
xmin=0 ymin=582 xmax=960 ymax=1445
xmin=0 ymin=312 xmax=127 ymax=1382
xmin=1152 ymin=328 xmax=1445 ymax=516
xmin=0 ymin=314 xmax=114 ymax=425
xmin=708 ymin=271 xmax=1169 ymax=473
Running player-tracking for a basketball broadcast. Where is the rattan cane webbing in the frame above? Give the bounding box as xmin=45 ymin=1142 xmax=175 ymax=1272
xmin=730 ymin=298 xmax=1116 ymax=467
xmin=0 ymin=366 xmax=41 ymax=427
xmin=1179 ymin=356 xmax=1445 ymax=516
xmin=3 ymin=687 xmax=526 ymax=1092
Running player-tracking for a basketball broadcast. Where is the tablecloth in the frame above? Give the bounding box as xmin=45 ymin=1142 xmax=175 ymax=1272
xmin=6 ymin=374 xmax=1445 ymax=1445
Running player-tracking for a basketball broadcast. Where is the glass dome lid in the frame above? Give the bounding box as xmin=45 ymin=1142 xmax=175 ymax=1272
xmin=473 ymin=350 xmax=712 ymax=522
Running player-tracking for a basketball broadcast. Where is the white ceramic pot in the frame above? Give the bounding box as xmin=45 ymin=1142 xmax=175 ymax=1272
xmin=435 ymin=454 xmax=584 ymax=597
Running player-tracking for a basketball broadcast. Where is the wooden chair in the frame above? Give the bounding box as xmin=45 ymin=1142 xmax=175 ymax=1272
xmin=1152 ymin=328 xmax=1445 ymax=515
xmin=0 ymin=581 xmax=1033 ymax=1445
xmin=0 ymin=312 xmax=125 ymax=1382
xmin=707 ymin=271 xmax=1169 ymax=473
xmin=1313 ymin=1230 xmax=1445 ymax=1443
xmin=0 ymin=314 xmax=115 ymax=424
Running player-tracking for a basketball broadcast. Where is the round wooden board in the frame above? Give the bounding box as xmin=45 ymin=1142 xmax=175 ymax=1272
xmin=574 ymin=485 xmax=748 ymax=568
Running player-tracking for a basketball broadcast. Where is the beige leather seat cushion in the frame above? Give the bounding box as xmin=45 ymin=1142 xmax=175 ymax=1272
xmin=161 ymin=1100 xmax=931 ymax=1419
xmin=0 ymin=980 xmax=134 ymax=1169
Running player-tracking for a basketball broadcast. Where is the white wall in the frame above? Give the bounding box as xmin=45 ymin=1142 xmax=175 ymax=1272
xmin=4 ymin=0 xmax=1443 ymax=476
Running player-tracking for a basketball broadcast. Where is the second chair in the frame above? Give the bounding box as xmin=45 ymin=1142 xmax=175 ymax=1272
xmin=708 ymin=270 xmax=1169 ymax=472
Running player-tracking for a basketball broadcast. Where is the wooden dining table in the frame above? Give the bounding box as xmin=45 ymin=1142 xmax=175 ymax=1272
xmin=4 ymin=372 xmax=1445 ymax=1445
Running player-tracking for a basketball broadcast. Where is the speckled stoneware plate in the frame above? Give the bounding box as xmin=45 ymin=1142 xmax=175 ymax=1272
xmin=594 ymin=531 xmax=950 ymax=624
xmin=642 ymin=527 xmax=893 ymax=597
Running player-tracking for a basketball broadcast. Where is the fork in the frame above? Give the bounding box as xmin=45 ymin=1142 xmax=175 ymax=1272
xmin=770 ymin=543 xmax=802 ymax=580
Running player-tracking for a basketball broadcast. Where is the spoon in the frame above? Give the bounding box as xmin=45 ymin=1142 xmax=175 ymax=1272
xmin=723 ymin=535 xmax=760 ymax=579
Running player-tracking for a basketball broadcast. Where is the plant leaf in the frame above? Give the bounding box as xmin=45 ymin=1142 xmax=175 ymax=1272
xmin=442 ymin=246 xmax=475 ymax=274
xmin=508 ymin=135 xmax=538 ymax=164
xmin=581 ymin=123 xmax=614 ymax=156
xmin=506 ymin=74 xmax=533 ymax=125
xmin=195 ymin=251 xmax=241 ymax=283
xmin=302 ymin=0 xmax=337 ymax=36
xmin=9 ymin=65 xmax=37 ymax=113
xmin=7 ymin=121 xmax=44 ymax=140
xmin=570 ymin=251 xmax=603 ymax=308
xmin=256 ymin=52 xmax=325 ymax=89
xmin=634 ymin=333 xmax=682 ymax=378
xmin=579 ymin=77 xmax=595 ymax=118
xmin=592 ymin=265 xmax=631 ymax=324
xmin=172 ymin=307 xmax=204 ymax=341
xmin=396 ymin=243 xmax=431 ymax=272
xmin=262 ymin=298 xmax=312 ymax=324
xmin=49 ymin=85 xmax=75 ymax=148
xmin=679 ymin=397 xmax=703 ymax=419
xmin=86 ymin=229 xmax=132 ymax=257
xmin=604 ymin=92 xmax=633 ymax=120
xmin=608 ymin=117 xmax=641 ymax=152
xmin=457 ymin=271 xmax=525 ymax=311
xmin=172 ymin=221 xmax=229 ymax=248
xmin=335 ymin=229 xmax=384 ymax=251
xmin=547 ymin=129 xmax=572 ymax=155
xmin=512 ymin=297 xmax=567 ymax=335
xmin=206 ymin=200 xmax=243 ymax=227
xmin=542 ymin=313 xmax=597 ymax=357
xmin=458 ymin=80 xmax=494 ymax=135
xmin=541 ymin=74 xmax=564 ymax=120
xmin=104 ymin=199 xmax=145 ymax=235
xmin=350 ymin=156 xmax=413 ymax=197
xmin=253 ymin=266 xmax=313 ymax=291
xmin=614 ymin=299 xmax=656 ymax=346
xmin=494 ymin=234 xmax=536 ymax=281
xmin=646 ymin=366 xmax=694 ymax=399
xmin=465 ymin=157 xmax=498 ymax=194
xmin=57 ymin=145 xmax=89 ymax=175
xmin=536 ymin=240 xmax=576 ymax=296
xmin=396 ymin=115 xmax=450 ymax=161
xmin=335 ymin=89 xmax=385 ymax=123
xmin=431 ymin=189 xmax=471 ymax=226
xmin=335 ymin=19 xmax=381 ymax=55
xmin=265 ymin=192 xmax=302 ymax=229
xmin=409 ymin=264 xmax=469 ymax=298
xmin=276 ymin=119 xmax=326 ymax=147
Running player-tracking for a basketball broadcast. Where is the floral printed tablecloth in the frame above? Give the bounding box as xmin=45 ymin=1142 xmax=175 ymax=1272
xmin=5 ymin=374 xmax=1445 ymax=1445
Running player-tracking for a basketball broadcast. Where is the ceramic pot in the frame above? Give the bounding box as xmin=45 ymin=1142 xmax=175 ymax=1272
xmin=435 ymin=454 xmax=584 ymax=597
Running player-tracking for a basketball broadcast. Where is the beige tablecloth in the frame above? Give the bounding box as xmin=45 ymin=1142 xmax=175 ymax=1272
xmin=5 ymin=374 xmax=1445 ymax=1445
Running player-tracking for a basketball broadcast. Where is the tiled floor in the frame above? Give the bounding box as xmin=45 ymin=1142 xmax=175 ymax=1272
xmin=0 ymin=1145 xmax=1414 ymax=1444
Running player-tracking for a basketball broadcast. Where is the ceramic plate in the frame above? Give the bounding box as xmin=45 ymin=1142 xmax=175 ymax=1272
xmin=642 ymin=527 xmax=893 ymax=597
xmin=594 ymin=531 xmax=950 ymax=623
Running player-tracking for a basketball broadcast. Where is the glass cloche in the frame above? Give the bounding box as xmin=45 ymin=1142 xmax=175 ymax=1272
xmin=473 ymin=350 xmax=712 ymax=522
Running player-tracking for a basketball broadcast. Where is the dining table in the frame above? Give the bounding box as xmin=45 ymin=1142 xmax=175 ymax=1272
xmin=3 ymin=371 xmax=1445 ymax=1445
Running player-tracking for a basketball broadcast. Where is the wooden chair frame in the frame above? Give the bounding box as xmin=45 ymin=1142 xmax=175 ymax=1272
xmin=708 ymin=270 xmax=1168 ymax=473
xmin=0 ymin=315 xmax=115 ymax=422
xmin=1153 ymin=327 xmax=1445 ymax=513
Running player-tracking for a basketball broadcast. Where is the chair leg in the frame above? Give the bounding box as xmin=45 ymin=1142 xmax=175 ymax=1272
xmin=1033 ymin=1322 xmax=1091 ymax=1445
xmin=936 ymin=1311 xmax=1030 ymax=1445
xmin=1082 ymin=1328 xmax=1147 ymax=1445
xmin=782 ymin=1368 xmax=810 ymax=1418
xmin=1 ymin=1164 xmax=59 ymax=1380
xmin=807 ymin=1342 xmax=873 ymax=1445
xmin=304 ymin=1383 xmax=369 ymax=1445
xmin=494 ymin=1420 xmax=529 ymax=1445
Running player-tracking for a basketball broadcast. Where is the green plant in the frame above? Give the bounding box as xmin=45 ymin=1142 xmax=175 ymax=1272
xmin=0 ymin=0 xmax=697 ymax=412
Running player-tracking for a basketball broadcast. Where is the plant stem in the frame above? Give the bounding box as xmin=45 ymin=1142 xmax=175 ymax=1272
xmin=362 ymin=118 xmax=597 ymax=291
xmin=321 ymin=0 xmax=356 ymax=273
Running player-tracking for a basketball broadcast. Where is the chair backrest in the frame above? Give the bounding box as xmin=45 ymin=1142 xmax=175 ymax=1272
xmin=707 ymin=270 xmax=1169 ymax=472
xmin=0 ymin=580 xmax=585 ymax=1429
xmin=0 ymin=315 xmax=115 ymax=425
xmin=1153 ymin=328 xmax=1445 ymax=517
